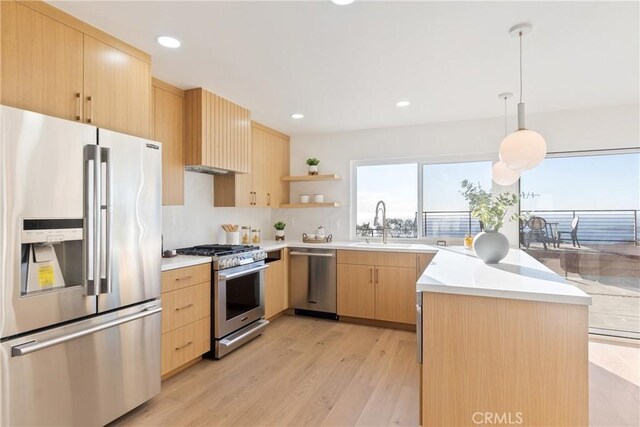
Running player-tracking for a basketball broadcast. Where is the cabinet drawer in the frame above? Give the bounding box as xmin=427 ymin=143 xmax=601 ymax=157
xmin=161 ymin=317 xmax=210 ymax=376
xmin=162 ymin=282 xmax=210 ymax=334
xmin=162 ymin=263 xmax=211 ymax=293
xmin=337 ymin=250 xmax=417 ymax=268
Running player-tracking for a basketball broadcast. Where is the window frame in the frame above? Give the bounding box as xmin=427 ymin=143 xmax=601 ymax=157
xmin=350 ymin=153 xmax=496 ymax=243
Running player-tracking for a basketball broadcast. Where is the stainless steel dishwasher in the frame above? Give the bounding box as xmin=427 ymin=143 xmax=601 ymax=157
xmin=290 ymin=248 xmax=337 ymax=319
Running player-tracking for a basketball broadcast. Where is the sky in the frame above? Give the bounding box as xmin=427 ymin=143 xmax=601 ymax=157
xmin=356 ymin=152 xmax=639 ymax=225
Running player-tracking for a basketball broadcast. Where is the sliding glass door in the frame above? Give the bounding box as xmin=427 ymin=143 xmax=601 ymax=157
xmin=520 ymin=150 xmax=640 ymax=339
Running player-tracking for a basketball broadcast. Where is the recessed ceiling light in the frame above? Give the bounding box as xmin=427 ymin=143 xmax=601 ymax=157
xmin=331 ymin=0 xmax=355 ymax=5
xmin=395 ymin=100 xmax=411 ymax=107
xmin=156 ymin=36 xmax=181 ymax=49
xmin=290 ymin=113 xmax=304 ymax=119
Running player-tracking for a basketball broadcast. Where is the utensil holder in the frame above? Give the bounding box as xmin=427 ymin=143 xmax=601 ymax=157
xmin=226 ymin=231 xmax=240 ymax=245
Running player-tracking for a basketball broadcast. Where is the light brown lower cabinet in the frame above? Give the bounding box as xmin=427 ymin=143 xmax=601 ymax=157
xmin=421 ymin=292 xmax=589 ymax=426
xmin=265 ymin=249 xmax=289 ymax=319
xmin=337 ymin=264 xmax=375 ymax=319
xmin=161 ymin=264 xmax=211 ymax=377
xmin=337 ymin=250 xmax=427 ymax=324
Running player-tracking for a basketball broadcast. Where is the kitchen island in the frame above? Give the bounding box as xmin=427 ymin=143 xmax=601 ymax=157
xmin=417 ymin=246 xmax=590 ymax=427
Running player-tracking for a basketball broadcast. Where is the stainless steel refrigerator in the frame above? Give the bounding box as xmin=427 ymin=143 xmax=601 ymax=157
xmin=0 ymin=105 xmax=162 ymax=426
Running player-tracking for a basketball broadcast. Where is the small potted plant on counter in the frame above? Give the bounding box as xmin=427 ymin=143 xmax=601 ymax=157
xmin=460 ymin=179 xmax=519 ymax=264
xmin=306 ymin=158 xmax=320 ymax=175
xmin=274 ymin=221 xmax=286 ymax=241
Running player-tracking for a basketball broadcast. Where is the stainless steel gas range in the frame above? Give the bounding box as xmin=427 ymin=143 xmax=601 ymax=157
xmin=176 ymin=244 xmax=269 ymax=358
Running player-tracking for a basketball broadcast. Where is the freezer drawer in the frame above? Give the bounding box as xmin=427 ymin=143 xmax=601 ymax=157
xmin=0 ymin=301 xmax=161 ymax=427
xmin=290 ymin=248 xmax=337 ymax=314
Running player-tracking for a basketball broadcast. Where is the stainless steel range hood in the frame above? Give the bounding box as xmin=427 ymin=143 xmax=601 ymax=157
xmin=185 ymin=165 xmax=230 ymax=175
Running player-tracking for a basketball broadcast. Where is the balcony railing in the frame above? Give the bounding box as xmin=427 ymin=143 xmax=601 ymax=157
xmin=421 ymin=209 xmax=639 ymax=244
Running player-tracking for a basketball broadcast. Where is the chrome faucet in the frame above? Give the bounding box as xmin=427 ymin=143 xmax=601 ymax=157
xmin=373 ymin=200 xmax=388 ymax=244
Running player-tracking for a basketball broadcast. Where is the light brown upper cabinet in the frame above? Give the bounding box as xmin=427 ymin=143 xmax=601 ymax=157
xmin=184 ymin=88 xmax=251 ymax=174
xmin=1 ymin=1 xmax=84 ymax=121
xmin=0 ymin=1 xmax=152 ymax=138
xmin=152 ymin=78 xmax=184 ymax=206
xmin=83 ymin=36 xmax=150 ymax=138
xmin=214 ymin=121 xmax=290 ymax=208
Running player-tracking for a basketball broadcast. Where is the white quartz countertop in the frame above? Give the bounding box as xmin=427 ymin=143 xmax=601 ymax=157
xmin=161 ymin=241 xmax=590 ymax=305
xmin=417 ymin=246 xmax=591 ymax=305
xmin=161 ymin=254 xmax=212 ymax=271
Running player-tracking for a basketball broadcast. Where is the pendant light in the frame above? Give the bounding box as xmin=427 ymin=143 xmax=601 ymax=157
xmin=493 ymin=93 xmax=520 ymax=186
xmin=499 ymin=23 xmax=547 ymax=171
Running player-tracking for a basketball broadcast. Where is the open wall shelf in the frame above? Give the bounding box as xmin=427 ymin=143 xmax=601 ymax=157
xmin=280 ymin=202 xmax=341 ymax=209
xmin=281 ymin=174 xmax=341 ymax=182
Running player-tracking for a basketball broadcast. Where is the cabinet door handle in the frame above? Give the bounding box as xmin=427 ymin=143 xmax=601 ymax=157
xmin=253 ymin=192 xmax=257 ymax=205
xmin=267 ymin=193 xmax=271 ymax=206
xmin=75 ymin=93 xmax=81 ymax=121
xmin=174 ymin=275 xmax=192 ymax=282
xmin=175 ymin=341 xmax=193 ymax=351
xmin=175 ymin=303 xmax=194 ymax=311
xmin=86 ymin=96 xmax=93 ymax=123
xmin=370 ymin=268 xmax=373 ymax=284
xmin=375 ymin=268 xmax=379 ymax=284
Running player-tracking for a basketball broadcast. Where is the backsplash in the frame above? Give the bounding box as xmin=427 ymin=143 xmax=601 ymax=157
xmin=162 ymin=171 xmax=272 ymax=249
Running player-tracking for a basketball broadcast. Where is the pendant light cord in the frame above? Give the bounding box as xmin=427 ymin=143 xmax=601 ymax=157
xmin=504 ymin=96 xmax=508 ymax=136
xmin=519 ymin=32 xmax=523 ymax=103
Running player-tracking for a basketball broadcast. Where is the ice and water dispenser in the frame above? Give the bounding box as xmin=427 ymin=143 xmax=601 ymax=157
xmin=20 ymin=219 xmax=84 ymax=296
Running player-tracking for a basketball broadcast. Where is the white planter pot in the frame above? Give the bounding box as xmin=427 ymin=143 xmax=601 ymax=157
xmin=308 ymin=165 xmax=319 ymax=175
xmin=275 ymin=229 xmax=285 ymax=241
xmin=473 ymin=230 xmax=509 ymax=264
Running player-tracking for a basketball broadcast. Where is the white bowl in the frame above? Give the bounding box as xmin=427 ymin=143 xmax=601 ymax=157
xmin=300 ymin=194 xmax=310 ymax=204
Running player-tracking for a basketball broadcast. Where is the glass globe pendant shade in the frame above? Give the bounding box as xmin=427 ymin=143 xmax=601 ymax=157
xmin=499 ymin=129 xmax=547 ymax=171
xmin=492 ymin=161 xmax=520 ymax=186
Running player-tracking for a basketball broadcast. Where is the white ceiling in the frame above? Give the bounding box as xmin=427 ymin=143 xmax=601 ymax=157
xmin=51 ymin=1 xmax=639 ymax=135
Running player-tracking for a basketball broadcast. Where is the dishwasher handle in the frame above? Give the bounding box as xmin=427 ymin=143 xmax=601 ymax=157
xmin=290 ymin=251 xmax=335 ymax=257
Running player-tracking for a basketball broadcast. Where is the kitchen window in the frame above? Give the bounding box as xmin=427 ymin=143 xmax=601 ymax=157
xmin=355 ymin=163 xmax=418 ymax=239
xmin=353 ymin=158 xmax=493 ymax=241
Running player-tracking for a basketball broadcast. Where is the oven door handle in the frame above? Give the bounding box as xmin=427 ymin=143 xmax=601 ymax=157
xmin=219 ymin=264 xmax=269 ymax=281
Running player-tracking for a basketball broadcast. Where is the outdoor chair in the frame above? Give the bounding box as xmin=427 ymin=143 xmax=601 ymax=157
xmin=525 ymin=216 xmax=549 ymax=250
xmin=558 ymin=216 xmax=581 ymax=248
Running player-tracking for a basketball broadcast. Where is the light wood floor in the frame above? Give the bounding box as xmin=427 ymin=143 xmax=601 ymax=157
xmin=111 ymin=315 xmax=639 ymax=427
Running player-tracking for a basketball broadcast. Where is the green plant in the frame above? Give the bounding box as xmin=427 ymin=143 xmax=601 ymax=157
xmin=460 ymin=180 xmax=519 ymax=232
xmin=273 ymin=221 xmax=286 ymax=230
xmin=306 ymin=158 xmax=320 ymax=166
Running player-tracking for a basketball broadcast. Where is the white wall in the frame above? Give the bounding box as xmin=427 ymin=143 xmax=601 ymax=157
xmin=162 ymin=171 xmax=271 ymax=249
xmin=274 ymin=104 xmax=640 ymax=245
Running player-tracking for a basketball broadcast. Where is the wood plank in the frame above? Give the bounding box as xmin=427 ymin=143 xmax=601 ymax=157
xmin=337 ymin=250 xmax=417 ymax=268
xmin=374 ymin=266 xmax=417 ymax=324
xmin=83 ymin=34 xmax=151 ymax=138
xmin=282 ymin=174 xmax=341 ymax=182
xmin=152 ymin=81 xmax=184 ymax=205
xmin=281 ymin=202 xmax=341 ymax=208
xmin=1 ymin=1 xmax=84 ymax=121
xmin=151 ymin=77 xmax=184 ymax=97
xmin=161 ymin=263 xmax=211 ymax=294
xmin=251 ymin=120 xmax=290 ymax=141
xmin=17 ymin=0 xmax=151 ymax=63
xmin=162 ymin=282 xmax=210 ymax=334
xmin=337 ymin=264 xmax=375 ymax=319
xmin=422 ymin=292 xmax=589 ymax=427
xmin=109 ymin=315 xmax=637 ymax=427
xmin=161 ymin=317 xmax=210 ymax=376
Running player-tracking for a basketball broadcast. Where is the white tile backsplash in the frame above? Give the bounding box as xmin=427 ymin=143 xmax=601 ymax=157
xmin=162 ymin=171 xmax=271 ymax=249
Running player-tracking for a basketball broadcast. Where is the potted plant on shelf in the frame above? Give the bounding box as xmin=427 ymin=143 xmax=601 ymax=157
xmin=306 ymin=158 xmax=320 ymax=175
xmin=274 ymin=221 xmax=286 ymax=241
xmin=460 ymin=180 xmax=519 ymax=263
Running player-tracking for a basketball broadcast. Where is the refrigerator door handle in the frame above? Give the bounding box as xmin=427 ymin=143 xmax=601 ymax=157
xmin=11 ymin=305 xmax=162 ymax=357
xmin=83 ymin=145 xmax=101 ymax=296
xmin=99 ymin=147 xmax=112 ymax=294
